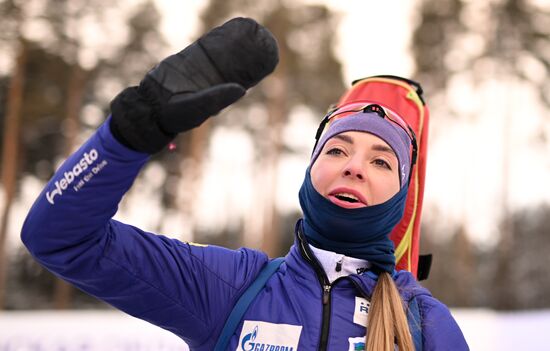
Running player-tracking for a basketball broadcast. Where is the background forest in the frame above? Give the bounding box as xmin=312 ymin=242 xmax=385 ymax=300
xmin=1 ymin=0 xmax=550 ymax=316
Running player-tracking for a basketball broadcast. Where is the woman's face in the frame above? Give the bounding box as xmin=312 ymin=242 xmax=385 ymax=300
xmin=310 ymin=131 xmax=400 ymax=208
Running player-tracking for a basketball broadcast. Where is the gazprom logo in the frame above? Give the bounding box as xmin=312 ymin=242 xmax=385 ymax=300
xmin=241 ymin=326 xmax=258 ymax=351
xmin=240 ymin=325 xmax=295 ymax=351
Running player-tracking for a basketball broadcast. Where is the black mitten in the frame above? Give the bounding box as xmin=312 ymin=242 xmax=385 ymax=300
xmin=110 ymin=17 xmax=279 ymax=154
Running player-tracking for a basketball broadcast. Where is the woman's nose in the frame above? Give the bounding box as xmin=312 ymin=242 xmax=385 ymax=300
xmin=343 ymin=158 xmax=365 ymax=180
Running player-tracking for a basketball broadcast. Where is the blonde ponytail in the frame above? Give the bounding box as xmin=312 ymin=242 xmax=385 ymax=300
xmin=366 ymin=272 xmax=414 ymax=351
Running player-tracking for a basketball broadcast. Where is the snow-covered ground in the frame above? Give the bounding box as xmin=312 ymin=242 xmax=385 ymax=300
xmin=452 ymin=308 xmax=550 ymax=350
xmin=1 ymin=309 xmax=549 ymax=350
xmin=0 ymin=310 xmax=186 ymax=350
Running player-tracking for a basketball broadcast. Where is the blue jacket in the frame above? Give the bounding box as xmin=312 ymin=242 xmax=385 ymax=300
xmin=21 ymin=118 xmax=469 ymax=350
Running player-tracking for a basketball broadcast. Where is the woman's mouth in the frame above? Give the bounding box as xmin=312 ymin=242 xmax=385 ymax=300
xmin=327 ymin=189 xmax=367 ymax=209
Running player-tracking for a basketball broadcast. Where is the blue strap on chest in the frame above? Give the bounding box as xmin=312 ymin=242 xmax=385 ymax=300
xmin=407 ymin=296 xmax=423 ymax=351
xmin=213 ymin=257 xmax=284 ymax=351
xmin=214 ymin=257 xmax=423 ymax=351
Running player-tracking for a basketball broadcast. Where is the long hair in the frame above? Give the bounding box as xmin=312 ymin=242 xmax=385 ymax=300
xmin=366 ymin=271 xmax=414 ymax=351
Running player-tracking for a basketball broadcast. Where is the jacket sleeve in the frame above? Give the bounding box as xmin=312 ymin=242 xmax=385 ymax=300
xmin=419 ymin=295 xmax=470 ymax=351
xmin=20 ymin=117 xmax=269 ymax=347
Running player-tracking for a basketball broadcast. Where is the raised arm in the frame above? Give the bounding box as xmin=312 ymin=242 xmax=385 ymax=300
xmin=21 ymin=17 xmax=278 ymax=346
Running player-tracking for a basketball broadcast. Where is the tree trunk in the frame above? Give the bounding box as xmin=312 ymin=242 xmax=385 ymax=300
xmin=0 ymin=40 xmax=27 ymax=309
xmin=493 ymin=76 xmax=515 ymax=310
xmin=259 ymin=21 xmax=289 ymax=258
xmin=177 ymin=123 xmax=212 ymax=243
xmin=259 ymin=79 xmax=287 ymax=257
xmin=53 ymin=64 xmax=87 ymax=310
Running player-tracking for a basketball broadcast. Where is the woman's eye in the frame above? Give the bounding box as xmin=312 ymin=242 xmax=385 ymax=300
xmin=326 ymin=148 xmax=344 ymax=156
xmin=374 ymin=159 xmax=391 ymax=170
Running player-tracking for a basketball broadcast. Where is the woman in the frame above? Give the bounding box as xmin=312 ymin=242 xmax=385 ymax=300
xmin=21 ymin=17 xmax=468 ymax=350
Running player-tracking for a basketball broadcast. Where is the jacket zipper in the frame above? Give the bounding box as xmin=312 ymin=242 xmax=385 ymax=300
xmin=296 ymin=226 xmax=333 ymax=351
xmin=319 ymin=283 xmax=331 ymax=351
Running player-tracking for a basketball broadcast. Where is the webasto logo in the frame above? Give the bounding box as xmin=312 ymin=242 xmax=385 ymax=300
xmin=46 ymin=149 xmax=98 ymax=205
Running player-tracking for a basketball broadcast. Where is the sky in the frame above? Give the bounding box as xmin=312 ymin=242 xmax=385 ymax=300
xmin=153 ymin=0 xmax=417 ymax=82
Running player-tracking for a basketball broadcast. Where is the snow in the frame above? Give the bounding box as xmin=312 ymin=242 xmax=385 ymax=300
xmin=1 ymin=309 xmax=549 ymax=350
xmin=453 ymin=308 xmax=550 ymax=350
xmin=0 ymin=310 xmax=187 ymax=350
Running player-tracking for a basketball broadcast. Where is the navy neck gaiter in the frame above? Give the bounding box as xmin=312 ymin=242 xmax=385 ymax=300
xmin=298 ymin=169 xmax=408 ymax=273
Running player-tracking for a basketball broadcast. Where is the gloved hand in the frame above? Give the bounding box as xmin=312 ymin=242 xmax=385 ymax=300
xmin=110 ymin=17 xmax=279 ymax=154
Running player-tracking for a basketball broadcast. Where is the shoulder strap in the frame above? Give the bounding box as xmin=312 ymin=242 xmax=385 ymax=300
xmin=214 ymin=257 xmax=285 ymax=351
xmin=407 ymin=296 xmax=423 ymax=351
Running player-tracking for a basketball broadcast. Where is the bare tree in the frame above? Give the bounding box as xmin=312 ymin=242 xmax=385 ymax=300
xmin=412 ymin=0 xmax=550 ymax=309
xmin=0 ymin=0 xmax=167 ymax=309
xmin=0 ymin=40 xmax=27 ymax=308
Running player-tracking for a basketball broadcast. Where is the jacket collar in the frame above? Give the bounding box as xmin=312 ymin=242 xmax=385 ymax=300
xmin=284 ymin=219 xmax=432 ymax=302
xmin=308 ymin=244 xmax=371 ymax=284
